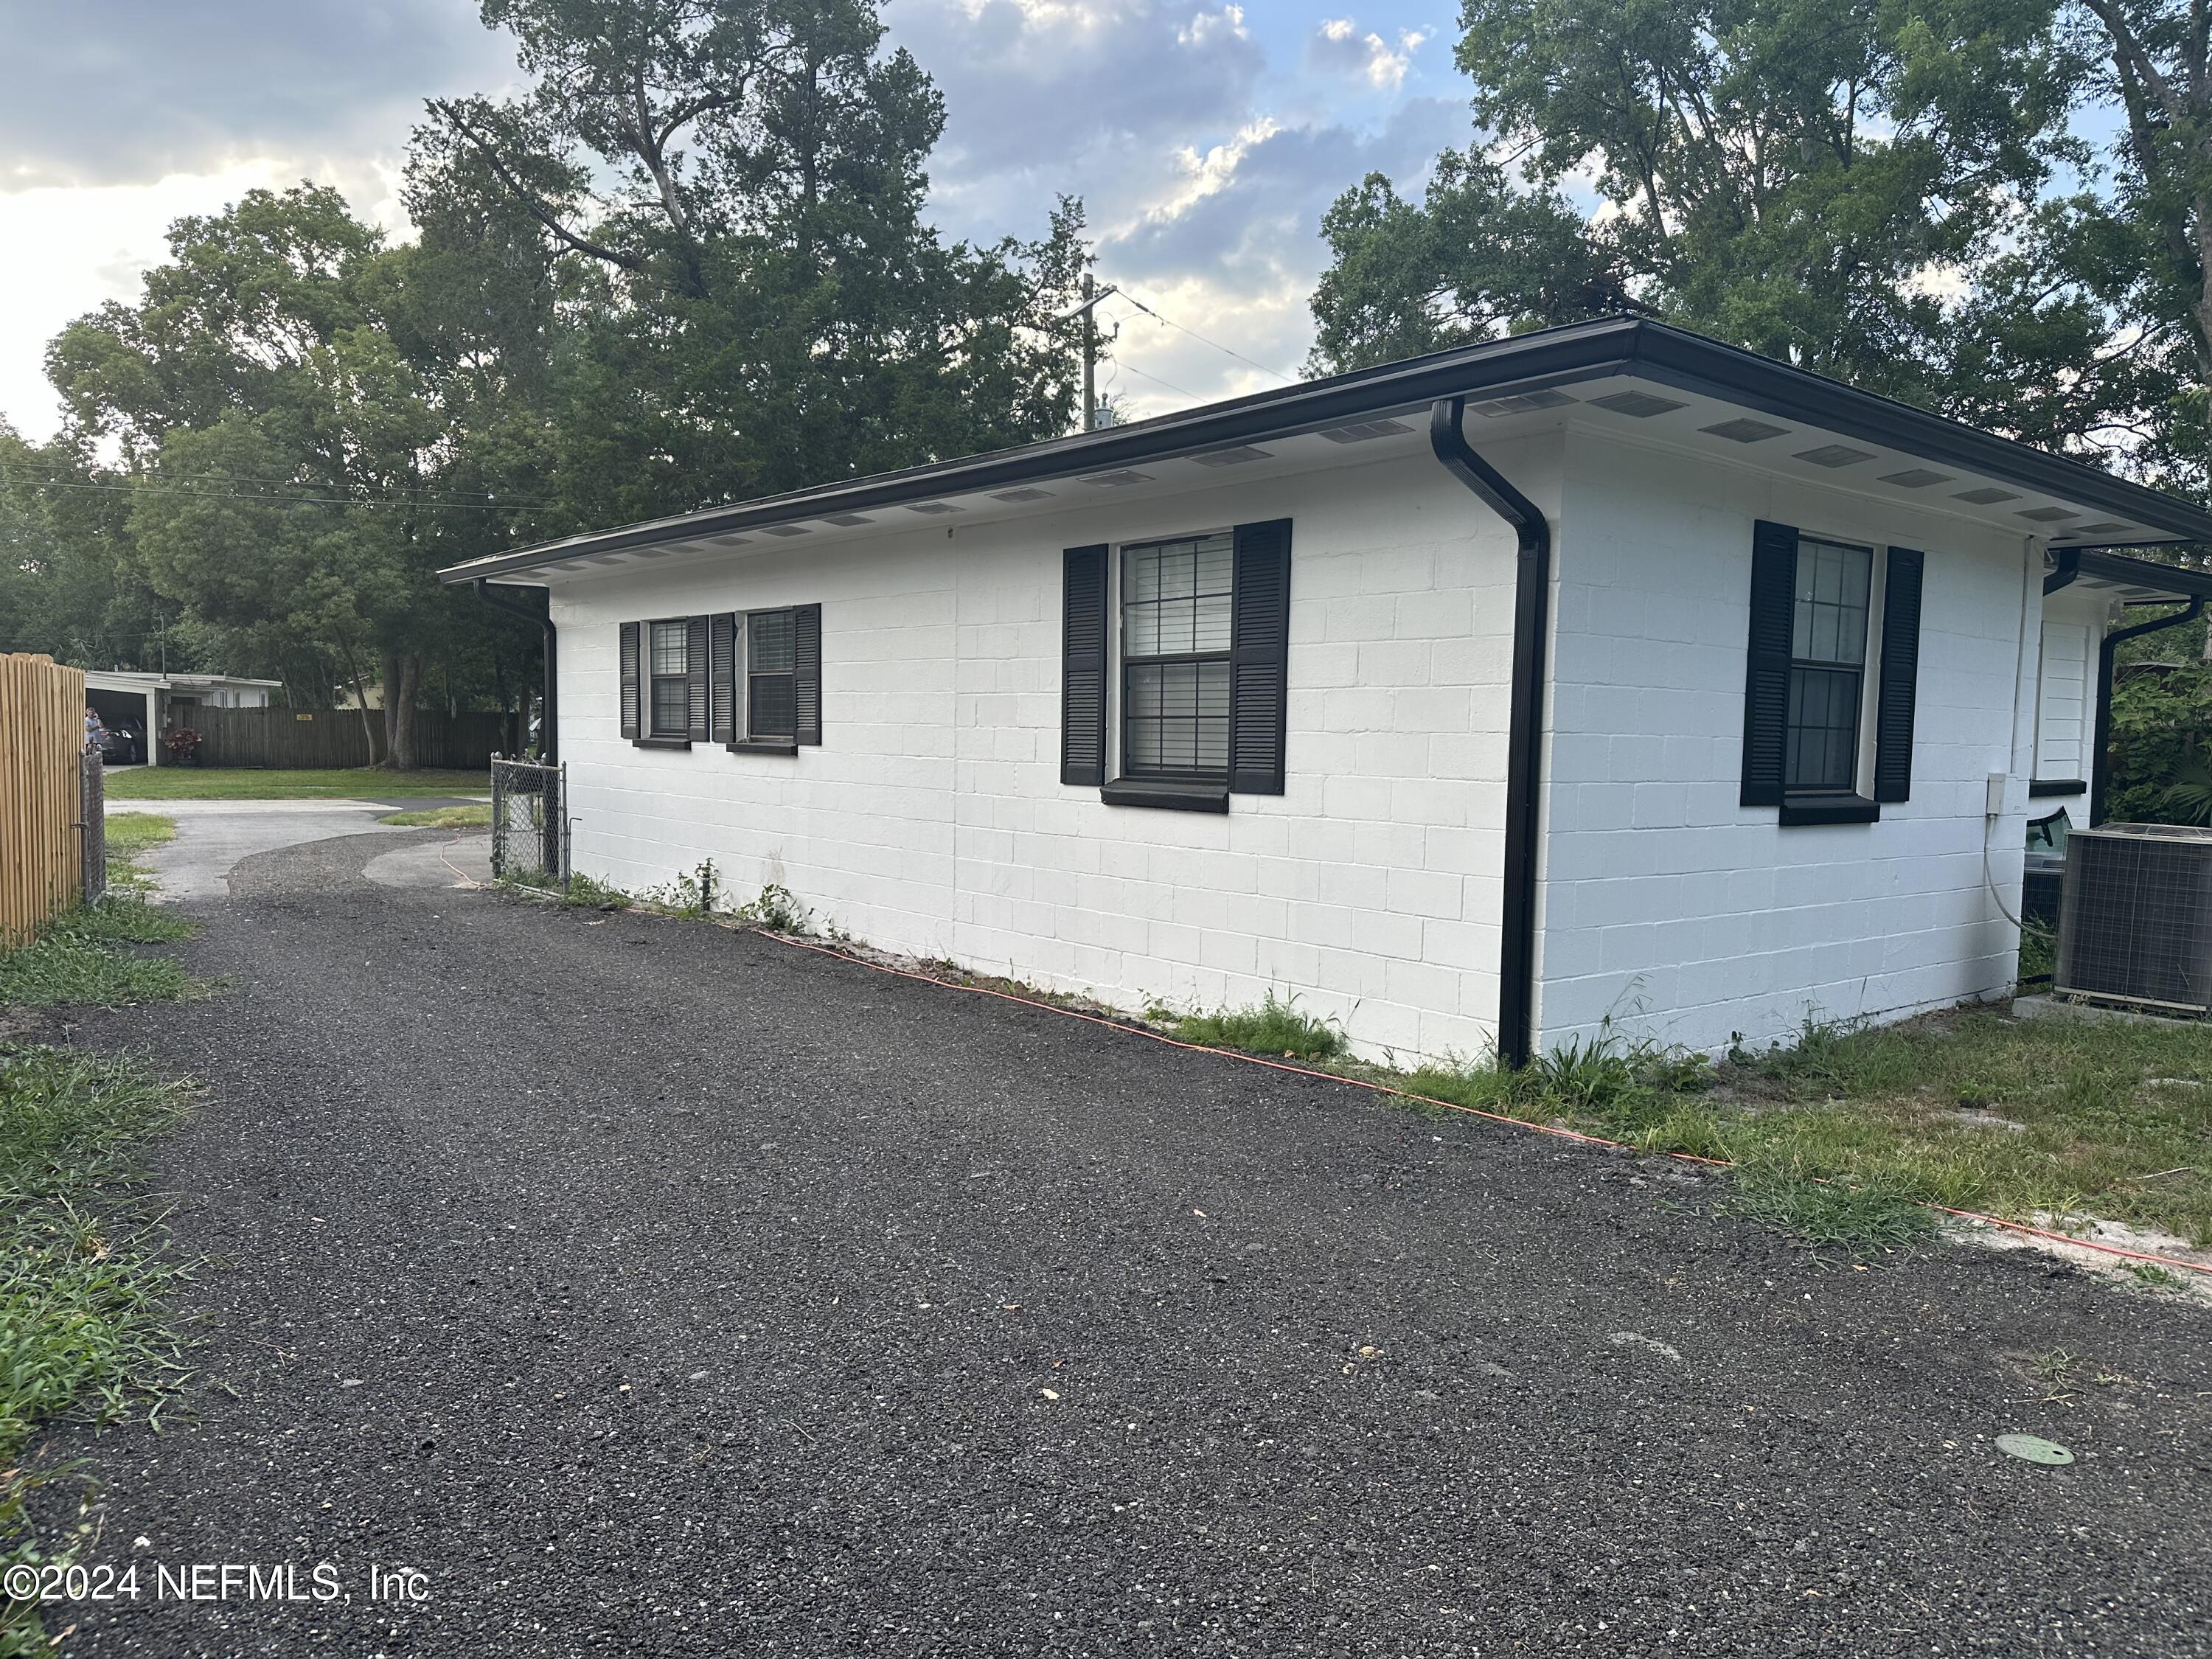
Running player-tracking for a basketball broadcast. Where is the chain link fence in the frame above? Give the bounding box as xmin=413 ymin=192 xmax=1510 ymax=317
xmin=78 ymin=750 xmax=107 ymax=907
xmin=489 ymin=756 xmax=568 ymax=889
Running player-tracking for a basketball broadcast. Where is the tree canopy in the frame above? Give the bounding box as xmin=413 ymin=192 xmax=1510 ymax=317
xmin=1310 ymin=0 xmax=2212 ymax=497
xmin=22 ymin=0 xmax=1085 ymax=765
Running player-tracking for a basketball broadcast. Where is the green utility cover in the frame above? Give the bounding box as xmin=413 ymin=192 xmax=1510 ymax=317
xmin=1996 ymin=1433 xmax=2074 ymax=1466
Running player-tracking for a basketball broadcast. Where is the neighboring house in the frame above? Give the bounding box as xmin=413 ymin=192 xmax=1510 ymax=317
xmin=439 ymin=318 xmax=2212 ymax=1065
xmin=83 ymin=671 xmax=281 ymax=766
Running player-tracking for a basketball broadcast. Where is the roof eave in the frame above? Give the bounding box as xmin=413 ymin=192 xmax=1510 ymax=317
xmin=439 ymin=317 xmax=2212 ymax=584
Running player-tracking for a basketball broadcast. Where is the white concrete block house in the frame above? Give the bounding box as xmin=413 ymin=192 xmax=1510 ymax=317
xmin=442 ymin=319 xmax=2212 ymax=1066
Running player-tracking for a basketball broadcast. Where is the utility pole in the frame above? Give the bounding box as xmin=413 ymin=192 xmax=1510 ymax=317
xmin=1082 ymin=273 xmax=1096 ymax=434
xmin=1059 ymin=272 xmax=1118 ymax=433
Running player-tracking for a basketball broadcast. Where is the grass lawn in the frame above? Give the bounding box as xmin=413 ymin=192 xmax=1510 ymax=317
xmin=1 ymin=858 xmax=199 ymax=1651
xmin=1388 ymin=1009 xmax=2212 ymax=1251
xmin=380 ymin=801 xmax=493 ymax=829
xmin=105 ymin=766 xmax=487 ymax=801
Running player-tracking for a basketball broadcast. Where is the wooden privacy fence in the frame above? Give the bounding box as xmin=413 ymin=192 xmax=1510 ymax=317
xmin=1 ymin=652 xmax=91 ymax=944
xmin=187 ymin=707 xmax=516 ymax=770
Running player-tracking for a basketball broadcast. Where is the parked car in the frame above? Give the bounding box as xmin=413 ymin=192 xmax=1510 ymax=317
xmin=99 ymin=720 xmax=145 ymax=765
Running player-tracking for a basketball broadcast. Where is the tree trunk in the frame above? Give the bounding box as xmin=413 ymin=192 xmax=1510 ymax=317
xmin=338 ymin=642 xmax=382 ymax=765
xmin=381 ymin=653 xmax=422 ymax=771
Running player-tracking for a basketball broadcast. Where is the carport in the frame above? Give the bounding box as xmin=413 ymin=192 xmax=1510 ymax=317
xmin=81 ymin=669 xmax=282 ymax=765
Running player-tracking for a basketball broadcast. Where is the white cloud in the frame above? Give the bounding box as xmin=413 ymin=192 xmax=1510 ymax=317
xmin=0 ymin=163 xmax=297 ymax=440
xmin=897 ymin=1 xmax=1468 ymax=417
xmin=1307 ymin=18 xmax=1430 ymax=92
xmin=0 ymin=1 xmax=1474 ymax=438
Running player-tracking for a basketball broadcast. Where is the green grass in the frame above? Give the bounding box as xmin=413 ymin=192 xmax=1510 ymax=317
xmin=102 ymin=812 xmax=175 ymax=896
xmin=1715 ymin=1166 xmax=1940 ymax=1254
xmin=0 ymin=903 xmax=194 ymax=1008
xmin=1154 ymin=992 xmax=1347 ymax=1061
xmin=105 ymin=766 xmax=487 ymax=801
xmin=1391 ymin=1011 xmax=2212 ymax=1251
xmin=0 ymin=1046 xmax=196 ymax=1657
xmin=380 ymin=802 xmax=493 ymax=829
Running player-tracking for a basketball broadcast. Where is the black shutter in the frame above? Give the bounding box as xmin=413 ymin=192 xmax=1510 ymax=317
xmin=709 ymin=612 xmax=736 ymax=743
xmin=1227 ymin=518 xmax=1293 ymax=795
xmin=1740 ymin=520 xmax=1798 ymax=807
xmin=1873 ymin=547 xmax=1924 ymax=804
xmin=1061 ymin=545 xmax=1108 ymax=785
xmin=793 ymin=603 xmax=822 ymax=745
xmin=619 ymin=620 xmax=641 ymax=740
xmin=686 ymin=614 xmax=711 ymax=741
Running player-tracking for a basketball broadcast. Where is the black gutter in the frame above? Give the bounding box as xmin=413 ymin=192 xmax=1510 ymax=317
xmin=473 ymin=579 xmax=557 ymax=762
xmin=2043 ymin=548 xmax=2080 ymax=596
xmin=2090 ymin=597 xmax=2203 ymax=825
xmin=1428 ymin=397 xmax=1548 ymax=1069
xmin=2070 ymin=548 xmax=2212 ymax=599
xmin=439 ymin=317 xmax=2212 ymax=585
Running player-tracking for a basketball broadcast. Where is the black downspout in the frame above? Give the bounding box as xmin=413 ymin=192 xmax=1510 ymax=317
xmin=2042 ymin=547 xmax=2079 ymax=596
xmin=1428 ymin=397 xmax=1550 ymax=1069
xmin=2090 ymin=596 xmax=2203 ymax=825
xmin=473 ymin=579 xmax=557 ymax=762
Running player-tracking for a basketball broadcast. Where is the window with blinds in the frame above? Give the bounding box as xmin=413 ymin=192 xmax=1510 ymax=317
xmin=1121 ymin=532 xmax=1233 ymax=778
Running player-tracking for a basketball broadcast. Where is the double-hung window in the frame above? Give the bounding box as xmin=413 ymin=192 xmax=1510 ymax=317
xmin=1741 ymin=519 xmax=1924 ymax=824
xmin=1784 ymin=539 xmax=1872 ymax=793
xmin=648 ymin=621 xmax=690 ymax=737
xmin=1121 ymin=532 xmax=1234 ymax=779
xmin=745 ymin=609 xmax=798 ymax=742
xmin=619 ymin=606 xmax=819 ymax=750
xmin=1059 ymin=519 xmax=1291 ymax=810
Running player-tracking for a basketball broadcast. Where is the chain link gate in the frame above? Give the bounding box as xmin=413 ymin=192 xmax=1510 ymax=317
xmin=77 ymin=751 xmax=106 ymax=906
xmin=488 ymin=756 xmax=568 ymax=888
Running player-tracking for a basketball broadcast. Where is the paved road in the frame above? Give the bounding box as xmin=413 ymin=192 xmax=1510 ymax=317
xmin=41 ymin=832 xmax=2212 ymax=1657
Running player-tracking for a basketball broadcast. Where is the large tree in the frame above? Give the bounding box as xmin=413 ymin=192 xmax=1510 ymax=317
xmin=35 ymin=0 xmax=1087 ymax=765
xmin=411 ymin=0 xmax=1087 ymax=531
xmin=1307 ymin=0 xmax=2185 ymax=470
xmin=45 ymin=184 xmax=515 ymax=765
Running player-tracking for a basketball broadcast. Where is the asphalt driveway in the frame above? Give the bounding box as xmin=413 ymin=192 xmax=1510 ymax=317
xmin=40 ymin=830 xmax=2212 ymax=1656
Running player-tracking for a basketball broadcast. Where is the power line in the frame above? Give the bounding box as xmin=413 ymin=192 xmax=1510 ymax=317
xmin=1105 ymin=358 xmax=1208 ymax=405
xmin=1107 ymin=285 xmax=1303 ymax=386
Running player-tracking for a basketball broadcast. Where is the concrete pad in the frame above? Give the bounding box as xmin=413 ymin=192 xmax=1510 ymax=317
xmin=2014 ymin=992 xmax=2208 ymax=1028
xmin=363 ymin=834 xmax=495 ymax=890
xmin=113 ymin=801 xmax=408 ymax=902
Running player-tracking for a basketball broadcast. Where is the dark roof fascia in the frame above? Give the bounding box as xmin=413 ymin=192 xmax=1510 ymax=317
xmin=440 ymin=316 xmax=2212 ymax=583
xmin=2064 ymin=549 xmax=2212 ymax=600
xmin=1621 ymin=327 xmax=2212 ymax=546
xmin=437 ymin=319 xmax=1646 ymax=584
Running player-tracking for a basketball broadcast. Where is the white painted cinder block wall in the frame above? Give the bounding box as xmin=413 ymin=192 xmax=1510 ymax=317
xmin=546 ymin=440 xmax=1548 ymax=1062
xmin=1537 ymin=428 xmax=2043 ymax=1056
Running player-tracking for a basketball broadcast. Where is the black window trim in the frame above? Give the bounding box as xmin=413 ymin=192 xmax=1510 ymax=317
xmin=1113 ymin=529 xmax=1236 ymax=792
xmin=1093 ymin=519 xmax=1290 ymax=811
xmin=742 ymin=605 xmax=799 ymax=745
xmin=1784 ymin=535 xmax=1876 ymax=799
xmin=1744 ymin=520 xmax=1930 ymax=828
xmin=644 ymin=616 xmax=693 ymax=740
xmin=720 ymin=602 xmax=820 ymax=757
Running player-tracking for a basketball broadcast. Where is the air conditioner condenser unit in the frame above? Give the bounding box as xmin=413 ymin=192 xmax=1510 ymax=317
xmin=2053 ymin=822 xmax=2212 ymax=1016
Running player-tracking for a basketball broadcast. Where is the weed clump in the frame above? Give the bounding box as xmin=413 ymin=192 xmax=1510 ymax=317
xmin=1157 ymin=992 xmax=1346 ymax=1061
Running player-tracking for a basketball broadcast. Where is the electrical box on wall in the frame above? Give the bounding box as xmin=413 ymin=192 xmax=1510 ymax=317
xmin=1986 ymin=772 xmax=2008 ymax=817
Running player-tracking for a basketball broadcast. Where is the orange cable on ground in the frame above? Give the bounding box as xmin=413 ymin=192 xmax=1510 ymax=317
xmin=751 ymin=929 xmax=2212 ymax=1279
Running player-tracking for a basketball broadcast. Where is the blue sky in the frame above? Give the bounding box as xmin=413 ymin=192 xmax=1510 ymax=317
xmin=0 ymin=1 xmax=1475 ymax=441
